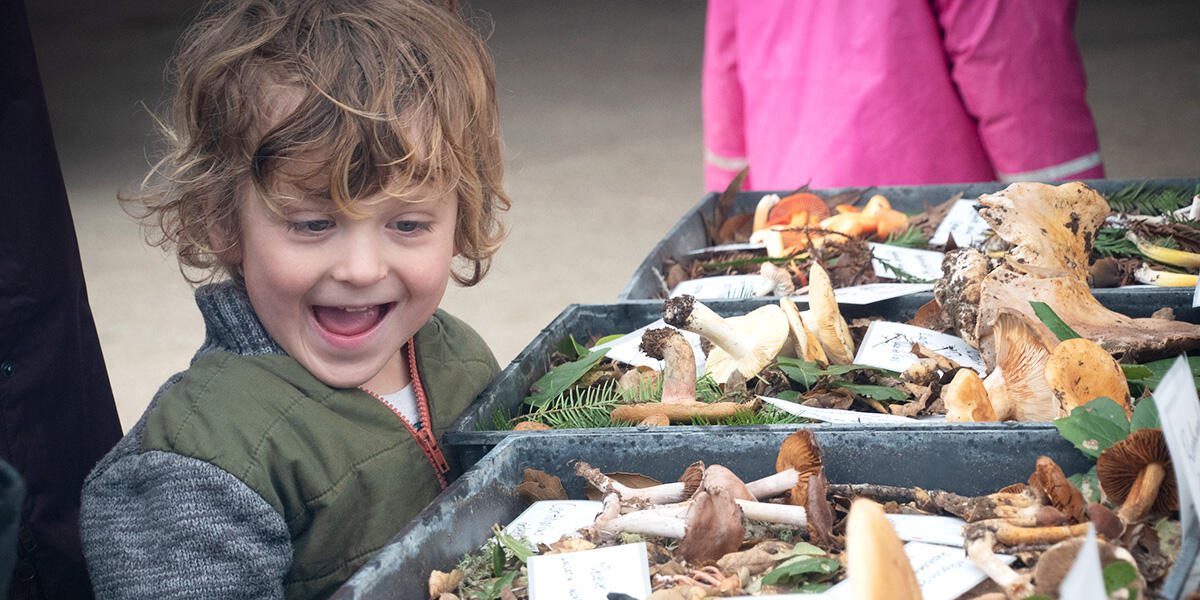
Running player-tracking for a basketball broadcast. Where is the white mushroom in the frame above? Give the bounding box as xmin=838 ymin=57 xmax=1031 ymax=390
xmin=663 ymin=295 xmax=789 ymax=385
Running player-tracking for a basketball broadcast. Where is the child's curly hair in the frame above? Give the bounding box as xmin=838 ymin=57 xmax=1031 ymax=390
xmin=128 ymin=0 xmax=509 ymax=286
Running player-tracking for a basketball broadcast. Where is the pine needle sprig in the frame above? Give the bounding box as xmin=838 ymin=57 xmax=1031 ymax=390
xmin=1107 ymin=182 xmax=1198 ymax=215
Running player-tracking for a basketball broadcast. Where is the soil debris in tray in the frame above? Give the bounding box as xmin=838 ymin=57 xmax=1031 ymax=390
xmin=666 ymin=180 xmax=1200 ymax=300
xmin=432 ymin=428 xmax=1184 ymax=599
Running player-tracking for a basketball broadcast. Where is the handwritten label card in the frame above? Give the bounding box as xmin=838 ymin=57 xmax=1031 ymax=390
xmin=590 ymin=320 xmax=705 ymax=375
xmin=505 ymin=501 xmax=603 ymax=546
xmin=885 ymin=514 xmax=968 ymax=547
xmin=868 ymin=243 xmax=945 ymax=282
xmin=527 ymin=542 xmax=652 ymax=600
xmin=791 ymin=282 xmax=935 ymax=306
xmin=853 ymin=321 xmax=987 ymax=375
xmin=1058 ymin=524 xmax=1106 ymax=600
xmin=670 ymin=274 xmax=765 ymax=299
xmin=759 ymin=395 xmax=920 ymax=424
xmin=1152 ymin=356 xmax=1200 ymax=537
xmin=930 ymin=199 xmax=991 ymax=247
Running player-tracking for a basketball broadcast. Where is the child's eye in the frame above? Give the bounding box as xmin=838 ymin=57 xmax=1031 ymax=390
xmin=391 ymin=220 xmax=432 ymax=234
xmin=287 ymin=220 xmax=334 ymax=234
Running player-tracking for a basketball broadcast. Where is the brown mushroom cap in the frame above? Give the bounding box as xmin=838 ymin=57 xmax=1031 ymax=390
xmin=1027 ymin=456 xmax=1085 ymax=523
xmin=776 ymin=430 xmax=824 ymax=506
xmin=677 ymin=487 xmax=746 ymax=565
xmin=1044 ymin=337 xmax=1131 ymax=418
xmin=1032 ymin=535 xmax=1146 ymax=597
xmin=1096 ymin=428 xmax=1178 ymax=514
xmin=846 ymin=498 xmax=922 ymax=600
xmin=942 ymin=367 xmax=998 ymax=422
xmin=679 ymin=461 xmax=706 ymax=498
xmin=700 ymin=464 xmax=757 ymax=502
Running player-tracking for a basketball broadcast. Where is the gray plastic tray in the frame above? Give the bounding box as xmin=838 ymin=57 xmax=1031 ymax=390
xmin=443 ymin=292 xmax=1199 ymax=468
xmin=618 ymin=178 xmax=1200 ymax=300
xmin=334 ymin=428 xmax=1199 ymax=600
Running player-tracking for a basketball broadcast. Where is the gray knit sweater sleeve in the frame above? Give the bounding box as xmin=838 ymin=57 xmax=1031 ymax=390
xmin=81 ymin=439 xmax=292 ymax=599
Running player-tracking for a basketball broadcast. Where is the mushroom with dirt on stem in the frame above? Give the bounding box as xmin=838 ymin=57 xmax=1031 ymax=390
xmin=662 ymin=294 xmax=789 ymax=385
xmin=1096 ymin=427 xmax=1178 ymax=525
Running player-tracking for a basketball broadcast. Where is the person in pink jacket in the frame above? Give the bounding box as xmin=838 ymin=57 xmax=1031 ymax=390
xmin=703 ymin=0 xmax=1106 ymax=191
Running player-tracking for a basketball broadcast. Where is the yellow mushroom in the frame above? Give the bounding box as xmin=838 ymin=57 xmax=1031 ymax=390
xmin=942 ymin=368 xmax=997 ymax=422
xmin=1043 ymin=337 xmax=1132 ymax=418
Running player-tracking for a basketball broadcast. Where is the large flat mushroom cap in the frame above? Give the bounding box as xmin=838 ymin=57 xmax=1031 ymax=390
xmin=704 ymin=304 xmax=789 ymax=384
xmin=1044 ymin=337 xmax=1131 ymax=417
xmin=977 ymin=181 xmax=1109 ymax=281
xmin=1096 ymin=428 xmax=1178 ymax=514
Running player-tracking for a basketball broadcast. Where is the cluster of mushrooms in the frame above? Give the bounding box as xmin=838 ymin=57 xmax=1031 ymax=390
xmin=429 ymin=429 xmax=1181 ymax=599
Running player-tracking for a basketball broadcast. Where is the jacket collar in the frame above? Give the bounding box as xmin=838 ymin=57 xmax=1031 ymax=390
xmin=193 ymin=280 xmax=284 ymax=360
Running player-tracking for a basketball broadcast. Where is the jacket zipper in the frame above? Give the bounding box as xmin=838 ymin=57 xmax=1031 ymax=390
xmin=360 ymin=339 xmax=451 ymax=490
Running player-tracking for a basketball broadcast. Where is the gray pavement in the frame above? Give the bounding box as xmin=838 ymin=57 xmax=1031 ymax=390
xmin=25 ymin=0 xmax=1200 ymax=429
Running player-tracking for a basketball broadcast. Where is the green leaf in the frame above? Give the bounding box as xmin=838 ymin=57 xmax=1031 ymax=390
xmin=1131 ymin=355 xmax=1200 ymax=389
xmin=883 ymin=227 xmax=931 ymax=249
xmin=1030 ymin=301 xmax=1081 ymax=341
xmin=1120 ymin=364 xmax=1154 ymax=380
xmin=1130 ymin=397 xmax=1160 ymax=431
xmin=831 ymin=381 xmax=910 ymax=402
xmin=593 ymin=333 xmax=624 ymax=346
xmin=759 ymin=556 xmax=841 ymax=586
xmin=1102 ymin=561 xmax=1138 ymax=595
xmin=770 ymin=542 xmax=826 ymax=559
xmin=555 ymin=335 xmax=589 ymax=360
xmin=522 ymin=348 xmax=609 ymax=408
xmin=775 ymin=357 xmax=892 ymax=390
xmin=1054 ymin=398 xmax=1130 ymax=458
xmin=490 ymin=543 xmax=505 ymax=578
xmin=480 ymin=570 xmax=520 ymax=600
xmin=492 ymin=525 xmax=537 ymax=563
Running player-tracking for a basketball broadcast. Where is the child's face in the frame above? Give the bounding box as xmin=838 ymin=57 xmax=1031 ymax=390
xmin=235 ymin=179 xmax=458 ymax=390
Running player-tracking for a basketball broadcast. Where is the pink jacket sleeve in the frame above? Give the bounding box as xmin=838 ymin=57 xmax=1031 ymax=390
xmin=933 ymin=0 xmax=1104 ymax=181
xmin=702 ymin=0 xmax=750 ymax=192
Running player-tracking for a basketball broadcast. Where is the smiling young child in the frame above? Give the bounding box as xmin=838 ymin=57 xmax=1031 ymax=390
xmin=79 ymin=0 xmax=509 ymax=597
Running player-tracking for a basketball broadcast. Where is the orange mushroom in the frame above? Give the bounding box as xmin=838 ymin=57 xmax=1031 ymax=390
xmin=764 ymin=192 xmax=830 ymax=228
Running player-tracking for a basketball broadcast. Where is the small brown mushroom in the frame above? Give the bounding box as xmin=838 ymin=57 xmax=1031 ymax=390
xmin=676 ymin=488 xmax=746 ymax=565
xmin=1032 ymin=534 xmax=1145 ymax=597
xmin=775 ymin=430 xmax=824 ymax=506
xmin=1027 ymin=456 xmax=1085 ymax=524
xmin=1043 ymin=337 xmax=1132 ymax=418
xmin=1096 ymin=428 xmax=1178 ymax=524
xmin=942 ymin=368 xmax=998 ymax=422
xmin=662 ymin=295 xmax=789 ymax=384
xmin=513 ymin=421 xmax=551 ymax=431
xmin=428 ymin=569 xmax=464 ymax=599
xmin=846 ymin=498 xmax=921 ymax=600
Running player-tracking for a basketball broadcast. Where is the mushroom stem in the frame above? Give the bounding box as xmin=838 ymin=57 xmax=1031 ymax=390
xmin=664 ymin=296 xmax=751 ymax=359
xmin=576 ymin=461 xmax=800 ymax=505
xmin=594 ymin=494 xmax=688 ymax=539
xmin=745 ymin=468 xmax=800 ymax=500
xmin=965 ymin=527 xmax=1034 ymax=599
xmin=1116 ymin=461 xmax=1166 ymax=523
xmin=638 ymin=328 xmax=695 ymax=405
xmin=610 ymin=399 xmax=759 ymax=423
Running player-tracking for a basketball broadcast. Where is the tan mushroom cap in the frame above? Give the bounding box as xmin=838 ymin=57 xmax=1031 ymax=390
xmin=700 ymin=464 xmax=758 ymax=502
xmin=989 ymin=311 xmax=1057 ymax=421
xmin=1027 ymin=456 xmax=1085 ymax=523
xmin=677 ymin=487 xmax=746 ymax=566
xmin=805 ymin=263 xmax=856 ymax=364
xmin=776 ymin=430 xmax=824 ymax=506
xmin=1096 ymin=428 xmax=1178 ymax=517
xmin=1032 ymin=535 xmax=1146 ymax=597
xmin=703 ymin=304 xmax=790 ymax=384
xmin=977 ymin=181 xmax=1110 ymax=281
xmin=779 ymin=297 xmax=829 ymax=366
xmin=942 ymin=368 xmax=997 ymax=422
xmin=846 ymin=498 xmax=922 ymax=600
xmin=1044 ymin=337 xmax=1132 ymax=418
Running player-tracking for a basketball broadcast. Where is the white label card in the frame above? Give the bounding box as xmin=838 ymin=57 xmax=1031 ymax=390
xmin=791 ymin=282 xmax=934 ymax=305
xmin=1193 ymin=276 xmax=1200 ymax=307
xmin=759 ymin=395 xmax=920 ymax=424
xmin=819 ymin=542 xmax=1015 ymax=600
xmin=930 ymin=199 xmax=991 ymax=246
xmin=670 ymin=274 xmax=765 ymax=299
xmin=885 ymin=514 xmax=968 ymax=547
xmin=504 ymin=501 xmax=603 ymax=546
xmin=868 ymin=242 xmax=945 ymax=283
xmin=1152 ymin=356 xmax=1200 ymax=538
xmin=853 ymin=321 xmax=987 ymax=375
xmin=1058 ymin=525 xmax=1106 ymax=600
xmin=526 ymin=542 xmax=652 ymax=600
xmin=590 ymin=320 xmax=705 ymax=376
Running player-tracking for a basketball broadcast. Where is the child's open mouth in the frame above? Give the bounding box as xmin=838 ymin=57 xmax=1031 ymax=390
xmin=311 ymin=303 xmax=394 ymax=338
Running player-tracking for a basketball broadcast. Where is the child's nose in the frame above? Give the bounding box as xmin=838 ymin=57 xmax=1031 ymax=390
xmin=331 ymin=235 xmax=388 ymax=286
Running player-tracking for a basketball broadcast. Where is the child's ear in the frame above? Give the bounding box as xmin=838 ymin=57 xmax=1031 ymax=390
xmin=208 ymin=215 xmax=243 ymax=266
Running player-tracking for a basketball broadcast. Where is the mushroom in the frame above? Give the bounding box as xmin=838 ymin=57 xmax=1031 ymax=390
xmin=982 ymin=311 xmax=1057 ymax=421
xmin=801 ymin=263 xmax=856 ymax=364
xmin=775 ymin=430 xmax=824 ymax=506
xmin=1027 ymin=456 xmax=1085 ymax=524
xmin=662 ymin=294 xmax=789 ymax=384
xmin=428 ymin=569 xmax=464 ymax=598
xmin=754 ymin=262 xmax=795 ymax=297
xmin=779 ymin=297 xmax=829 ymax=366
xmin=611 ymin=327 xmax=760 ymax=423
xmin=804 ymin=471 xmax=837 ymax=549
xmin=932 ymin=248 xmax=989 ymax=348
xmin=763 ymin=191 xmax=830 ymax=229
xmin=965 ymin=522 xmax=1035 ymax=599
xmin=751 ymin=193 xmax=781 ymax=232
xmin=675 ymin=487 xmax=746 ymax=565
xmin=845 ymin=499 xmax=922 ymax=600
xmin=942 ymin=367 xmax=998 ymax=422
xmin=513 ymin=421 xmax=552 ymax=431
xmin=1032 ymin=534 xmax=1145 ymax=597
xmin=857 ymin=194 xmax=910 ymax=240
xmin=977 ymin=181 xmax=1111 ymax=281
xmin=1096 ymin=428 xmax=1178 ymax=524
xmin=1043 ymin=337 xmax=1132 ymax=418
